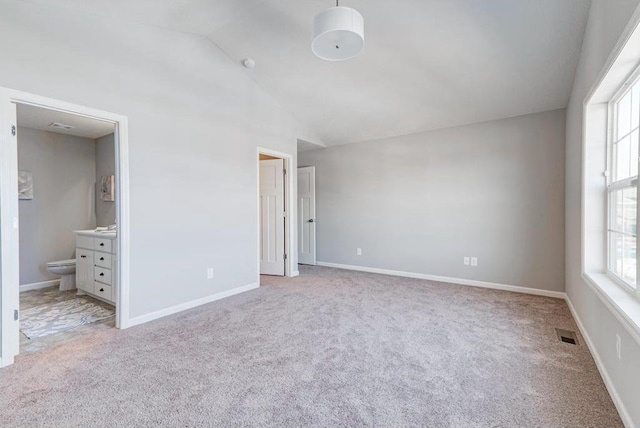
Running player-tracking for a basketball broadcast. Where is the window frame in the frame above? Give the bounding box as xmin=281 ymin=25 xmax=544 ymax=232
xmin=606 ymin=67 xmax=640 ymax=296
xmin=580 ymin=5 xmax=640 ymax=359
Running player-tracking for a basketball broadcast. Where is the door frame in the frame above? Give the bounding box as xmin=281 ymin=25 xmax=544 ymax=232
xmin=256 ymin=147 xmax=297 ymax=284
xmin=0 ymin=87 xmax=131 ymax=367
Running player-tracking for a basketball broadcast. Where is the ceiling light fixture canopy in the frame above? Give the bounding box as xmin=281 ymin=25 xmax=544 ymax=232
xmin=243 ymin=58 xmax=256 ymax=69
xmin=312 ymin=0 xmax=364 ymax=61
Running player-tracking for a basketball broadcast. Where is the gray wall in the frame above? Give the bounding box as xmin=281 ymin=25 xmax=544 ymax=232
xmin=0 ymin=0 xmax=308 ymax=331
xmin=95 ymin=133 xmax=115 ymax=227
xmin=18 ymin=127 xmax=97 ymax=285
xmin=299 ymin=109 xmax=566 ymax=292
xmin=565 ymin=0 xmax=640 ymax=425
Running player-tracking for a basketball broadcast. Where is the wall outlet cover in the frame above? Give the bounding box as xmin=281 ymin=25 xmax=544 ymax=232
xmin=464 ymin=257 xmax=470 ymax=265
xmin=471 ymin=257 xmax=478 ymax=267
xmin=356 ymin=248 xmax=362 ymax=256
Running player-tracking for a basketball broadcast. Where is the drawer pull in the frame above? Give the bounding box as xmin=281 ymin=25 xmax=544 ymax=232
xmin=100 ymin=257 xmax=104 ymax=261
xmin=99 ymin=288 xmax=104 ymax=292
xmin=100 ymin=243 xmax=105 ymax=246
xmin=81 ymin=255 xmax=86 ymax=258
xmin=99 ymin=273 xmax=105 ymax=276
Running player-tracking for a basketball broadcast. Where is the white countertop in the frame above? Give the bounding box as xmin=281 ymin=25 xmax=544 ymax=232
xmin=74 ymin=229 xmax=117 ymax=238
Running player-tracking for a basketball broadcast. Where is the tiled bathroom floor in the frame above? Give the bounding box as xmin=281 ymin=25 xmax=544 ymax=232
xmin=19 ymin=286 xmax=115 ymax=356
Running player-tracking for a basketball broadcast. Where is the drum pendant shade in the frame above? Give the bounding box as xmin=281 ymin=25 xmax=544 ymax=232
xmin=312 ymin=6 xmax=364 ymax=61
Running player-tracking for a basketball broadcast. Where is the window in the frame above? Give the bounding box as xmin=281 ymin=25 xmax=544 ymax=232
xmin=608 ymin=75 xmax=640 ymax=290
xmin=583 ymin=14 xmax=640 ymax=338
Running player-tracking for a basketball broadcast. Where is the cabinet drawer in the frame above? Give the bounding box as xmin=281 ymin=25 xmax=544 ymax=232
xmin=76 ymin=235 xmax=94 ymax=250
xmin=95 ymin=238 xmax=112 ymax=252
xmin=93 ymin=282 xmax=113 ymax=302
xmin=94 ymin=266 xmax=112 ymax=285
xmin=95 ymin=252 xmax=112 ymax=268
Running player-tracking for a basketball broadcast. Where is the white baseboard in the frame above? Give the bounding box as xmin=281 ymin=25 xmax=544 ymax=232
xmin=316 ymin=261 xmax=567 ymax=299
xmin=565 ymin=297 xmax=635 ymax=428
xmin=291 ymin=270 xmax=300 ymax=277
xmin=127 ymin=282 xmax=259 ymax=327
xmin=19 ymin=279 xmax=60 ymax=292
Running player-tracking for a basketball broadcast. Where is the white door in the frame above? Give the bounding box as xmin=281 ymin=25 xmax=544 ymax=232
xmin=260 ymin=159 xmax=285 ymax=276
xmin=298 ymin=166 xmax=316 ymax=265
xmin=0 ymin=96 xmax=20 ymax=366
xmin=76 ymin=249 xmax=94 ymax=293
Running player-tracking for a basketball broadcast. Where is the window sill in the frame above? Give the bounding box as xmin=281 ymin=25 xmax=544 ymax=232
xmin=583 ymin=272 xmax=640 ymax=345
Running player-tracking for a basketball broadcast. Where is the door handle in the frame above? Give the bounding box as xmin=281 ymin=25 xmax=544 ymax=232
xmin=308 ymin=219 xmax=314 ymax=223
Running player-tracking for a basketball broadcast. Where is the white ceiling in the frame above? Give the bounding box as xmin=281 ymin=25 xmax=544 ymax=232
xmin=17 ymin=104 xmax=115 ymax=139
xmin=24 ymin=0 xmax=591 ymax=146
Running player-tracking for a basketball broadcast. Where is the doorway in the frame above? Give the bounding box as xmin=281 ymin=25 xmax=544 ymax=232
xmin=0 ymin=87 xmax=131 ymax=367
xmin=16 ymin=104 xmax=117 ymax=355
xmin=257 ymin=148 xmax=296 ymax=281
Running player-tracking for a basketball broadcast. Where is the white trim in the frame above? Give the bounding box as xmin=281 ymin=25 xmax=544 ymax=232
xmin=19 ymin=280 xmax=60 ymax=292
xmin=580 ymin=0 xmax=640 ymax=365
xmin=316 ymin=262 xmax=566 ymax=299
xmin=256 ymin=147 xmax=297 ymax=283
xmin=292 ymin=270 xmax=300 ymax=277
xmin=114 ymin=119 xmax=131 ymax=329
xmin=0 ymin=87 xmax=131 ymax=367
xmin=127 ymin=282 xmax=259 ymax=327
xmin=584 ymin=5 xmax=640 ymax=105
xmin=565 ymin=296 xmax=636 ymax=428
xmin=0 ymin=88 xmax=19 ymax=368
xmin=583 ymin=273 xmax=640 ymax=346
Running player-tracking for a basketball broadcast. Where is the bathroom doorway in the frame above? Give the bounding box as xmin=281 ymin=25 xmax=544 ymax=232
xmin=0 ymin=87 xmax=131 ymax=367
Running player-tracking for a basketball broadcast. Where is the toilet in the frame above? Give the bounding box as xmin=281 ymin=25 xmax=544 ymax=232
xmin=46 ymin=259 xmax=76 ymax=291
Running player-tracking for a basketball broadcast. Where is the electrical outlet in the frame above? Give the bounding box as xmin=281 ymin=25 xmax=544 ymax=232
xmin=207 ymin=267 xmax=214 ymax=279
xmin=616 ymin=334 xmax=622 ymax=361
xmin=356 ymin=248 xmax=362 ymax=256
xmin=464 ymin=257 xmax=470 ymax=265
xmin=471 ymin=257 xmax=478 ymax=267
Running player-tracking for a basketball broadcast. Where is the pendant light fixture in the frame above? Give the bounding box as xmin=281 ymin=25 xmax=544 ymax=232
xmin=312 ymin=0 xmax=364 ymax=61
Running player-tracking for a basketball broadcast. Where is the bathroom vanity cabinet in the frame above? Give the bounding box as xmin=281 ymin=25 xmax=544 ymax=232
xmin=75 ymin=230 xmax=117 ymax=304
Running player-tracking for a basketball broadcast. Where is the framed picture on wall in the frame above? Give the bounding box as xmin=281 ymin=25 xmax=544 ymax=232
xmin=100 ymin=175 xmax=115 ymax=202
xmin=18 ymin=170 xmax=33 ymax=200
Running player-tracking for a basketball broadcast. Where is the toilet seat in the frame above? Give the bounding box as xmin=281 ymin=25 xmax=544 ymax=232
xmin=46 ymin=259 xmax=76 ymax=267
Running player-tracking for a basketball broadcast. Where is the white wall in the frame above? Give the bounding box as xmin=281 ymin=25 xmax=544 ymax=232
xmin=299 ymin=109 xmax=566 ymax=292
xmin=565 ymin=0 xmax=640 ymax=426
xmin=17 ymin=127 xmax=96 ymax=285
xmin=95 ymin=133 xmax=115 ymax=227
xmin=0 ymin=0 xmax=308 ymax=319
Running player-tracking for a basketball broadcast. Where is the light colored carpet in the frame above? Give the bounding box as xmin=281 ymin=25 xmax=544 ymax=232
xmin=20 ymin=298 xmax=115 ymax=339
xmin=0 ymin=266 xmax=621 ymax=427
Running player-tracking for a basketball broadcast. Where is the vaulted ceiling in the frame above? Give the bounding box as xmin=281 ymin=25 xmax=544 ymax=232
xmin=24 ymin=0 xmax=591 ymax=146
